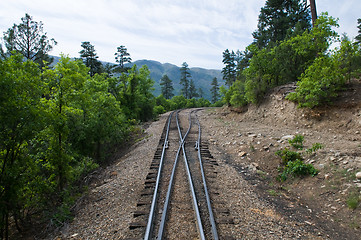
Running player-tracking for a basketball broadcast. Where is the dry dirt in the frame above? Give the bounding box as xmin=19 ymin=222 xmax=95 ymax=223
xmin=198 ymin=79 xmax=361 ymax=239
xmin=45 ymin=79 xmax=361 ymax=240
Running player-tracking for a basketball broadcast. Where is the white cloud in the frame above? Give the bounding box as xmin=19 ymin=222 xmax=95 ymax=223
xmin=0 ymin=0 xmax=360 ymax=69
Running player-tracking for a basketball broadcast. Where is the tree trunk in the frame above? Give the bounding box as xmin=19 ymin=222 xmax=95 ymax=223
xmin=310 ymin=0 xmax=317 ymax=27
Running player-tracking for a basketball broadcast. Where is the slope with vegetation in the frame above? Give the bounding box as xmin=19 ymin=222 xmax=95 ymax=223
xmin=215 ymin=0 xmax=361 ymax=235
xmin=221 ymin=0 xmax=361 ymax=110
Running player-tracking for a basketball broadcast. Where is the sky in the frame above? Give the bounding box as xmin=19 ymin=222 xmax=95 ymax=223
xmin=0 ymin=0 xmax=360 ymax=69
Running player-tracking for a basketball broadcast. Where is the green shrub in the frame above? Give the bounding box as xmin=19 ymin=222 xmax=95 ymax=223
xmin=288 ymin=134 xmax=304 ymax=150
xmin=287 ymin=54 xmax=346 ymax=108
xmin=278 ymin=159 xmax=319 ymax=182
xmin=347 ymin=193 xmax=360 ymax=210
xmin=276 ymin=136 xmax=322 ymax=181
xmin=306 ymin=142 xmax=324 ymax=154
xmin=275 ymin=147 xmax=303 ymax=165
xmin=154 ymin=105 xmax=166 ymax=115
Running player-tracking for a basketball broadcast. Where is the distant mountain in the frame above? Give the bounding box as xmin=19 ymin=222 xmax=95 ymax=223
xmin=127 ymin=60 xmax=224 ymax=100
xmin=51 ymin=56 xmax=224 ymax=100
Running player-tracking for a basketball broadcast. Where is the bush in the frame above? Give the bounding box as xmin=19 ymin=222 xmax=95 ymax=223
xmin=154 ymin=105 xmax=166 ymax=115
xmin=287 ymin=54 xmax=346 ymax=108
xmin=306 ymin=142 xmax=324 ymax=154
xmin=278 ymin=159 xmax=319 ymax=182
xmin=275 ymin=148 xmax=303 ymax=165
xmin=288 ymin=134 xmax=304 ymax=150
xmin=224 ymin=13 xmax=340 ymax=107
xmin=276 ymin=136 xmax=322 ymax=181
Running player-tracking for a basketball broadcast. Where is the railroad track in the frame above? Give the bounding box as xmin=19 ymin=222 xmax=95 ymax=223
xmin=129 ymin=109 xmax=234 ymax=239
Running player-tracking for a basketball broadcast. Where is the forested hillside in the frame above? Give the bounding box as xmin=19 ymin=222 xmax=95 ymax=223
xmin=127 ymin=60 xmax=223 ymax=100
xmin=221 ymin=1 xmax=361 ymax=109
xmin=51 ymin=58 xmax=223 ymax=100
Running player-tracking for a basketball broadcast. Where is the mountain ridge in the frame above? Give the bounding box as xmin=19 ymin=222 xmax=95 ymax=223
xmin=51 ymin=56 xmax=224 ymax=100
xmin=127 ymin=59 xmax=224 ymax=100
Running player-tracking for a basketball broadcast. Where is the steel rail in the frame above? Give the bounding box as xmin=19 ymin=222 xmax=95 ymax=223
xmin=156 ymin=110 xmax=192 ymax=239
xmin=143 ymin=111 xmax=174 ymax=240
xmin=178 ymin=110 xmax=206 ymax=240
xmin=195 ymin=110 xmax=219 ymax=240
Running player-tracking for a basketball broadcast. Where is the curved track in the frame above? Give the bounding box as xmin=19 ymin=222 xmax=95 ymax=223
xmin=130 ymin=109 xmax=223 ymax=239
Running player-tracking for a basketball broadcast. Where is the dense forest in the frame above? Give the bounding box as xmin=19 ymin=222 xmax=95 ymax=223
xmin=221 ymin=0 xmax=361 ymax=109
xmin=1 ymin=0 xmax=361 ymax=239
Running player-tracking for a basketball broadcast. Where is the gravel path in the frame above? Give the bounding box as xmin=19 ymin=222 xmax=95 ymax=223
xmin=51 ymin=113 xmax=169 ymax=239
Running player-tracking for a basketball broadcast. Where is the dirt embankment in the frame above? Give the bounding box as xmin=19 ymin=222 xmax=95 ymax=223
xmin=199 ymin=78 xmax=361 ymax=239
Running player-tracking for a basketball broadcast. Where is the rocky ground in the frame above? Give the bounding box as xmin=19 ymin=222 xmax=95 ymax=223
xmin=198 ymin=78 xmax=361 ymax=239
xmin=46 ymin=79 xmax=361 ymax=239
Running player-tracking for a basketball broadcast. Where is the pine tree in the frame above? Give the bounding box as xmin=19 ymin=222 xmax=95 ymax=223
xmin=180 ymin=62 xmax=191 ymax=99
xmin=2 ymin=13 xmax=57 ymax=67
xmin=188 ymin=79 xmax=198 ymax=99
xmin=355 ymin=18 xmax=361 ymax=45
xmin=160 ymin=74 xmax=174 ymax=99
xmin=198 ymin=87 xmax=204 ymax=98
xmin=252 ymin=0 xmax=311 ymax=48
xmin=210 ymin=77 xmax=220 ymax=103
xmin=114 ymin=45 xmax=132 ymax=73
xmin=222 ymin=49 xmax=236 ymax=87
xmin=79 ymin=41 xmax=102 ymax=76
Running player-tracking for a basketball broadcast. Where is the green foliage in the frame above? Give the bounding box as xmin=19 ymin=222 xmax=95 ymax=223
xmin=276 ymin=136 xmax=322 ymax=181
xmin=113 ymin=45 xmax=132 ymax=73
xmin=336 ymin=35 xmax=361 ymax=82
xmin=288 ymin=134 xmax=304 ymax=150
xmin=41 ymin=56 xmax=89 ymax=190
xmin=224 ymin=13 xmax=342 ymax=107
xmin=222 ymin=49 xmax=236 ymax=87
xmin=155 ymin=95 xmax=171 ymax=110
xmin=169 ymin=95 xmax=187 ymax=110
xmin=346 ymin=192 xmax=360 ymax=210
xmin=111 ymin=65 xmax=155 ymax=121
xmin=2 ymin=13 xmax=57 ymax=68
xmin=180 ymin=62 xmax=191 ymax=99
xmin=0 ymin=54 xmax=44 ymax=238
xmin=252 ymin=0 xmax=311 ymax=49
xmin=210 ymin=77 xmax=220 ymax=103
xmin=188 ymin=79 xmax=199 ymax=99
xmin=154 ymin=94 xmax=211 ymax=114
xmin=278 ymin=159 xmax=319 ymax=182
xmin=285 ymin=15 xmax=361 ymax=108
xmin=159 ymin=74 xmax=174 ymax=99
xmin=356 ymin=18 xmax=361 ymax=45
xmin=306 ymin=142 xmax=324 ymax=154
xmin=228 ymin=80 xmax=248 ymax=107
xmin=287 ymin=54 xmax=346 ymax=108
xmin=196 ymin=98 xmax=211 ymax=107
xmin=275 ymin=148 xmax=303 ymax=165
xmin=154 ymin=105 xmax=166 ymax=115
xmin=0 ymin=53 xmax=155 ymax=236
xmin=79 ymin=41 xmax=103 ymax=76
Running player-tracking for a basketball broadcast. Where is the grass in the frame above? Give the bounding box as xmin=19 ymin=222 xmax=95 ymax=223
xmin=256 ymin=170 xmax=268 ymax=179
xmin=267 ymin=189 xmax=281 ymax=196
xmin=347 ymin=192 xmax=360 ymax=210
xmin=349 ymin=216 xmax=360 ymax=229
xmin=250 ymin=144 xmax=255 ymax=152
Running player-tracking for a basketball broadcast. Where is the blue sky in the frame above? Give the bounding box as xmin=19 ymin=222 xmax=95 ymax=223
xmin=0 ymin=0 xmax=360 ymax=69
